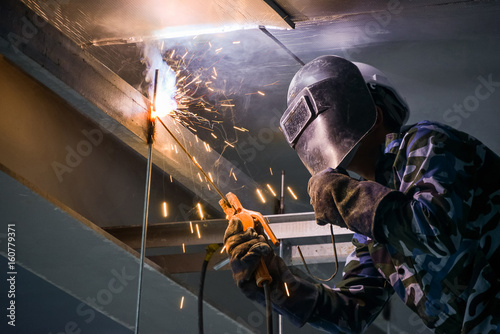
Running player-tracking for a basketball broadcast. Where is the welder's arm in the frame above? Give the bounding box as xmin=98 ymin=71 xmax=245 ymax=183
xmin=224 ymin=218 xmax=392 ymax=332
xmin=308 ymin=233 xmax=393 ymax=333
xmin=308 ymin=126 xmax=479 ymax=256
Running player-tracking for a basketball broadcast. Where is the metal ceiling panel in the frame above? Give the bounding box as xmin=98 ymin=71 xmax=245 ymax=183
xmin=274 ymin=0 xmax=470 ymax=21
xmin=20 ymin=0 xmax=293 ymax=46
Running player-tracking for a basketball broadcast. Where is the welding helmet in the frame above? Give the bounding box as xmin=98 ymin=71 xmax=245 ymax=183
xmin=280 ymin=55 xmax=409 ymax=175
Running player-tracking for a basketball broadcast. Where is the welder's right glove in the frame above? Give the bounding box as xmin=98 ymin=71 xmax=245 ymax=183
xmin=223 ymin=216 xmax=319 ymax=327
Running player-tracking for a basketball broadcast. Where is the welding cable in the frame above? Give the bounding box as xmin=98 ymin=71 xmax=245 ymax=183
xmin=297 ymin=224 xmax=339 ymax=282
xmin=263 ymin=281 xmax=273 ymax=334
xmin=198 ymin=244 xmax=221 ymax=334
xmin=259 ymin=26 xmax=305 ymax=66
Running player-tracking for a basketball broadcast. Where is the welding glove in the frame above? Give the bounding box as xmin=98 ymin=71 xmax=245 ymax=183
xmin=308 ymin=167 xmax=402 ymax=241
xmin=223 ymin=217 xmax=319 ymax=327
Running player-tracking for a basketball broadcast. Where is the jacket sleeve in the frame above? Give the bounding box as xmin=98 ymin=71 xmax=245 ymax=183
xmin=307 ymin=234 xmax=393 ymax=333
xmin=374 ymin=124 xmax=480 ymax=257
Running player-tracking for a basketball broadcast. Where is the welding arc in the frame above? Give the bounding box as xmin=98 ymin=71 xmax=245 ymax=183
xmin=259 ymin=26 xmax=305 ymax=66
xmin=156 ymin=117 xmax=228 ymax=202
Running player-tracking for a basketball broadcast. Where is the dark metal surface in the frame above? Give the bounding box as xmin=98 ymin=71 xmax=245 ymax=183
xmin=0 ymin=166 xmax=252 ymax=334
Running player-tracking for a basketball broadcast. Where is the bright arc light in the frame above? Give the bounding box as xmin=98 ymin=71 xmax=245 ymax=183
xmin=153 ymin=24 xmax=262 ymax=40
xmin=143 ymin=43 xmax=178 ymax=118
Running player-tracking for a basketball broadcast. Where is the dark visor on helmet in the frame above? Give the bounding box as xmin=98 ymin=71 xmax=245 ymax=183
xmin=280 ymin=79 xmax=332 ymax=147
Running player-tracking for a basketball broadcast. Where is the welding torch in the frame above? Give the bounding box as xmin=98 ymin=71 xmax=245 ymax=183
xmin=155 ymin=106 xmax=280 ymax=287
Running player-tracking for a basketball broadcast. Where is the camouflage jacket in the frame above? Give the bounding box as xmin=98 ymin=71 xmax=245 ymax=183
xmin=307 ymin=121 xmax=500 ymax=333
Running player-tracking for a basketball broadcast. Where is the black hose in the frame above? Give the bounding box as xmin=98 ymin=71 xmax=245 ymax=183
xmin=198 ymin=244 xmax=220 ymax=334
xmin=263 ymin=281 xmax=273 ymax=334
xmin=198 ymin=259 xmax=209 ymax=334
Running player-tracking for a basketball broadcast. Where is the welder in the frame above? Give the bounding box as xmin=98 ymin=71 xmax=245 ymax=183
xmin=223 ymin=55 xmax=500 ymax=333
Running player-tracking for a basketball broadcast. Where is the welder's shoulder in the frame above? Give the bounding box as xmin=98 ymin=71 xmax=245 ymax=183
xmin=403 ymin=120 xmax=469 ymax=142
xmin=400 ymin=120 xmax=486 ymax=155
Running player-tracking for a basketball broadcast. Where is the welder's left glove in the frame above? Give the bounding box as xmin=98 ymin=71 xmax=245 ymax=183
xmin=308 ymin=167 xmax=404 ymax=241
xmin=224 ymin=217 xmax=319 ymax=327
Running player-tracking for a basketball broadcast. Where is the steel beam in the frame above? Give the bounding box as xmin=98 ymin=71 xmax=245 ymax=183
xmin=0 ymin=0 xmax=262 ymax=212
xmin=104 ymin=212 xmax=354 ymax=249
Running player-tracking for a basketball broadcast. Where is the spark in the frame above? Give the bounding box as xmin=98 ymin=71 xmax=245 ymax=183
xmin=224 ymin=141 xmax=235 ymax=148
xmin=211 ymin=133 xmax=217 ymax=139
xmin=284 ymin=282 xmax=290 ymax=297
xmin=189 ymin=221 xmax=194 ymax=234
xmin=229 ymin=167 xmax=233 ymax=177
xmin=180 ymin=296 xmax=184 ymax=309
xmin=232 ymin=172 xmax=237 ymax=181
xmin=257 ymin=91 xmax=265 ymax=96
xmin=257 ymin=189 xmax=266 ymax=203
xmin=196 ymin=224 xmax=201 ymax=238
xmin=183 ymin=74 xmax=197 ymax=88
xmin=232 ymin=41 xmax=241 ymax=44
xmin=195 ymin=135 xmax=199 ymax=143
xmin=211 ymin=75 xmax=217 ymax=80
xmin=170 ymin=50 xmax=175 ymax=58
xmin=269 ymin=167 xmax=273 ymax=175
xmin=204 ymin=108 xmax=212 ymax=111
xmin=182 ymin=51 xmax=188 ymax=59
xmin=208 ymin=172 xmax=214 ymax=183
xmin=197 ymin=203 xmax=204 ymax=219
xmin=170 ymin=175 xmax=173 ymax=182
xmin=266 ymin=184 xmax=277 ymax=197
xmin=162 ymin=201 xmax=168 ymax=217
xmin=287 ymin=186 xmax=298 ymax=200
xmin=197 ymin=172 xmax=203 ymax=182
xmin=182 ymin=243 xmax=185 ymax=253
xmin=220 ymin=244 xmax=227 ymax=253
xmin=207 ymin=87 xmax=214 ymax=92
xmin=264 ymin=80 xmax=279 ymax=86
xmin=221 ymin=104 xmax=235 ymax=107
xmin=233 ymin=126 xmax=248 ymax=132
xmin=212 ymin=67 xmax=217 ymax=76
xmin=215 ymin=47 xmax=223 ymax=53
